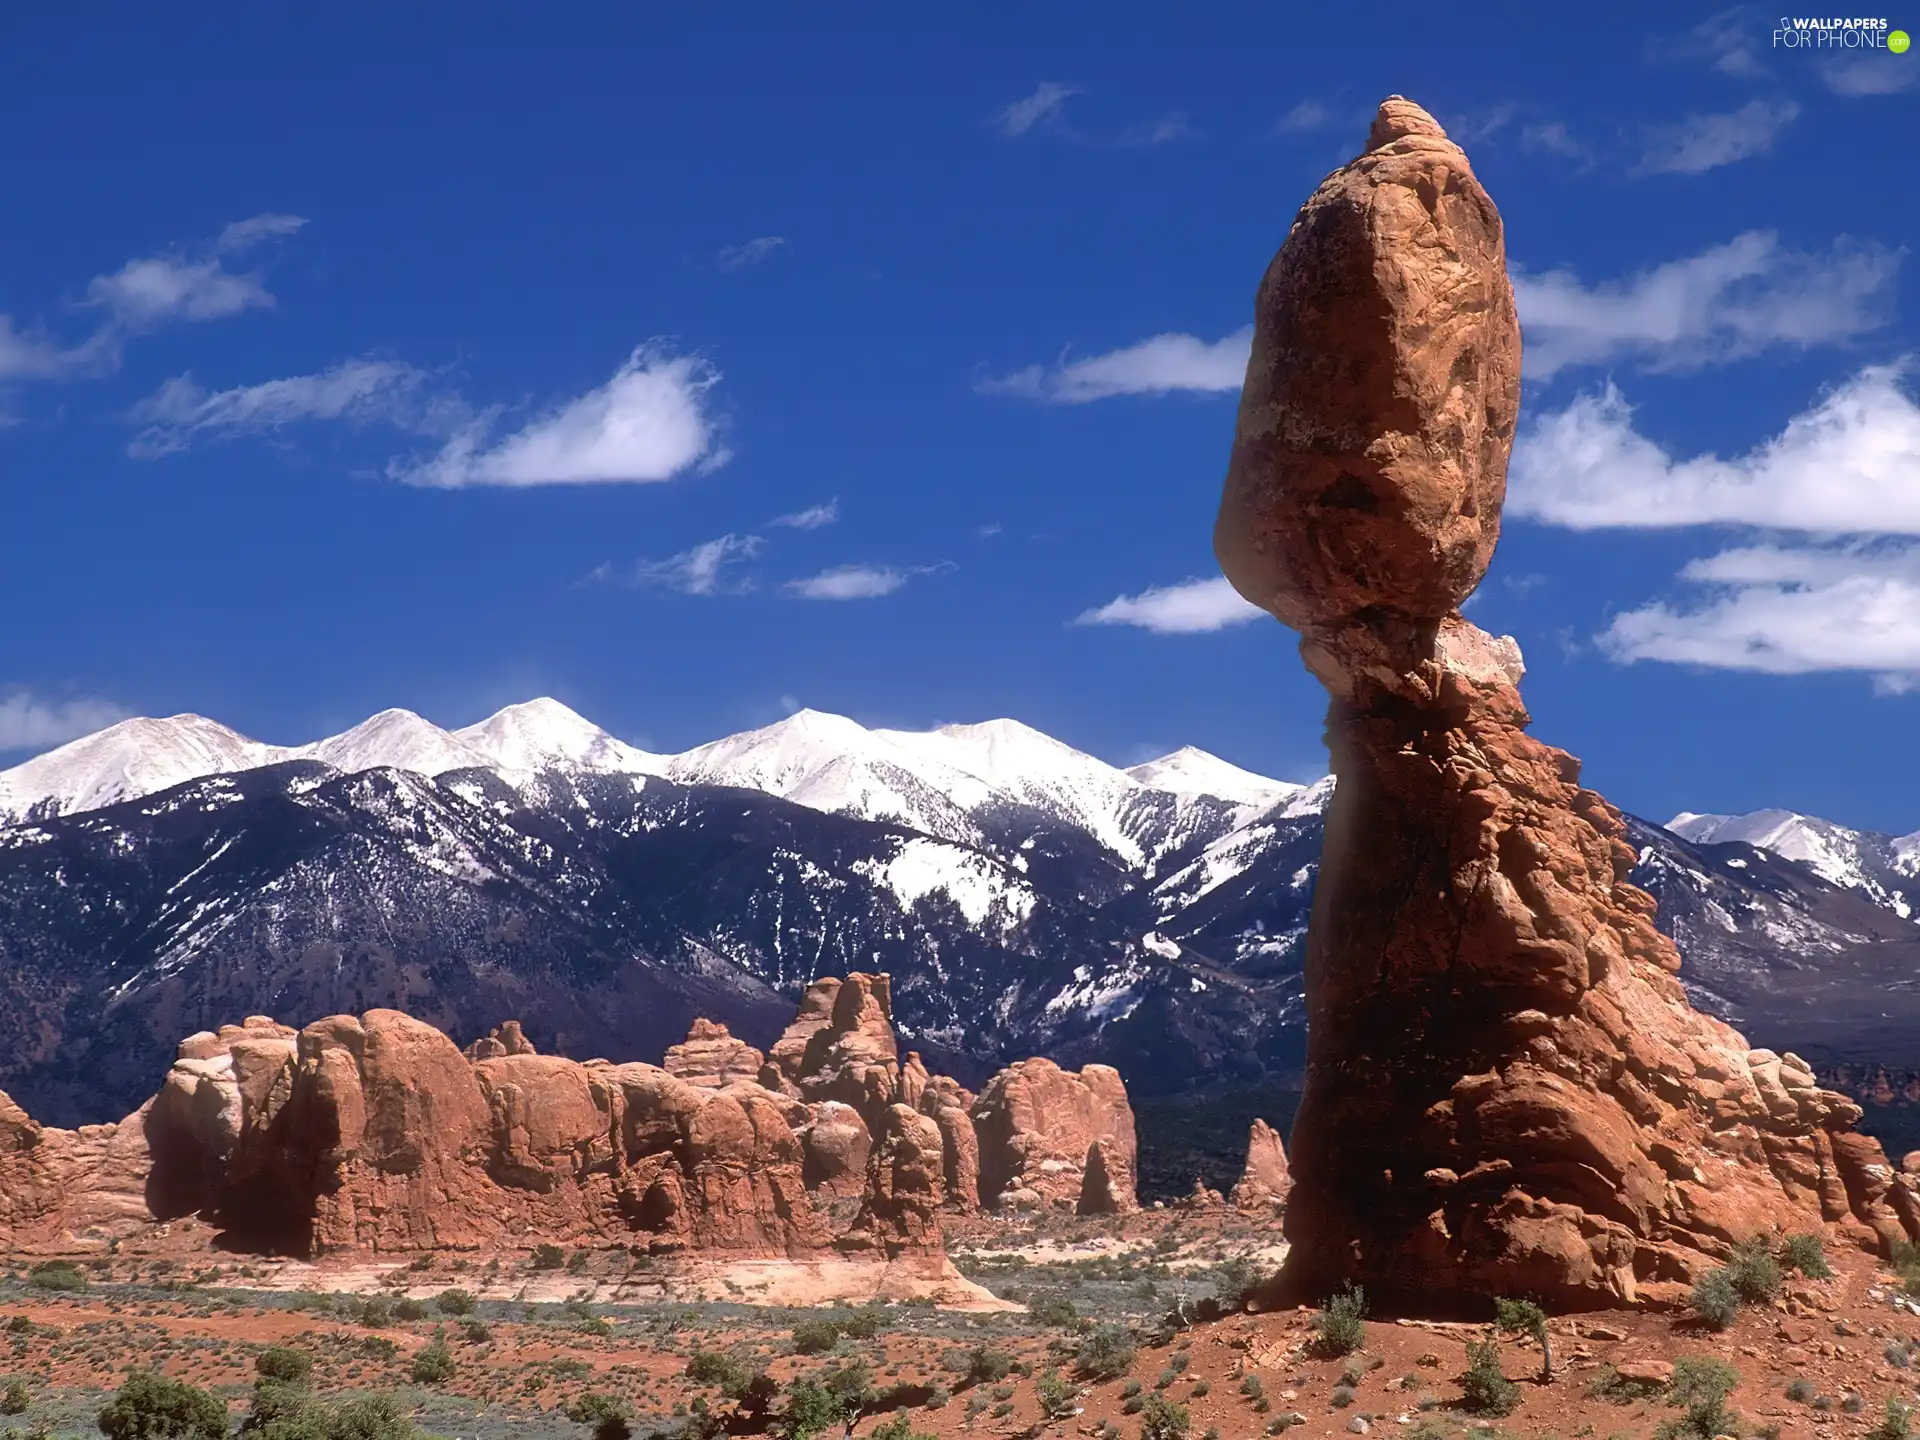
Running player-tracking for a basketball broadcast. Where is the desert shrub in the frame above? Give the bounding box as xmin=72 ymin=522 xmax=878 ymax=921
xmin=1121 ymin=1396 xmax=1145 ymax=1416
xmin=567 ymin=1249 xmax=589 ymax=1273
xmin=961 ymin=1347 xmax=1016 ymax=1385
xmin=1889 ymin=1340 xmax=1916 ymax=1369
xmin=26 ymin=1262 xmax=84 ymax=1294
xmin=1872 ymin=1398 xmax=1916 ymax=1440
xmin=868 ymin=1417 xmax=934 ymax=1440
xmin=1329 ymin=1386 xmax=1354 ymax=1409
xmin=1028 ymin=1295 xmax=1080 ymax=1329
xmin=529 ymin=1244 xmax=565 ymax=1270
xmin=392 ymin=1299 xmax=427 ymax=1322
xmin=1780 ymin=1232 xmax=1831 ymax=1280
xmin=1655 ymin=1356 xmax=1740 ymax=1440
xmin=1689 ymin=1268 xmax=1741 ymax=1330
xmin=409 ymin=1336 xmax=455 ymax=1385
xmin=353 ymin=1297 xmax=392 ymax=1328
xmin=359 ymin=1337 xmax=397 ymax=1361
xmin=1077 ymin=1324 xmax=1137 ymax=1381
xmin=791 ymin=1319 xmax=842 ymax=1356
xmin=1189 ymin=1381 xmax=1210 ymax=1398
xmin=1153 ymin=1367 xmax=1177 ymax=1391
xmin=565 ymin=1394 xmax=632 ymax=1440
xmin=460 ymin=1319 xmax=491 ymax=1343
xmin=1312 ymin=1285 xmax=1366 ymax=1358
xmin=1493 ymin=1298 xmax=1551 ymax=1380
xmin=780 ymin=1381 xmax=842 ymax=1440
xmin=1240 ymin=1375 xmax=1263 ymax=1401
xmin=255 ymin=1349 xmax=313 ymax=1387
xmin=1846 ymin=1392 xmax=1869 ymax=1415
xmin=97 ymin=1373 xmax=227 ymax=1440
xmin=1210 ymin=1256 xmax=1263 ymax=1307
xmin=434 ymin=1289 xmax=475 ymax=1316
xmin=1138 ymin=1394 xmax=1188 ymax=1440
xmin=686 ymin=1352 xmax=750 ymax=1392
xmin=328 ymin=1394 xmax=417 ymax=1440
xmin=1037 ymin=1371 xmax=1076 ymax=1418
xmin=1726 ymin=1238 xmax=1782 ymax=1304
xmin=1459 ymin=1337 xmax=1518 ymax=1417
xmin=1785 ymin=1378 xmax=1814 ymax=1402
xmin=0 ymin=1384 xmax=27 ymax=1416
xmin=1590 ymin=1367 xmax=1667 ymax=1404
xmin=924 ymin=1387 xmax=949 ymax=1410
xmin=838 ymin=1307 xmax=887 ymax=1340
xmin=988 ymin=1385 xmax=1014 ymax=1404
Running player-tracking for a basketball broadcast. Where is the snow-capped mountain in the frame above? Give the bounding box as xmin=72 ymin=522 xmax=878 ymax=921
xmin=1669 ymin=807 xmax=1920 ymax=921
xmin=0 ymin=714 xmax=281 ymax=823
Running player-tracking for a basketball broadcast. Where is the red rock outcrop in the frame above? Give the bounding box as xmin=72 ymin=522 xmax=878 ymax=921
xmin=1216 ymin=95 xmax=1920 ymax=1310
xmin=971 ymin=1058 xmax=1137 ymax=1214
xmin=799 ymin=1101 xmax=872 ymax=1200
xmin=662 ymin=1019 xmax=766 ymax=1091
xmin=847 ymin=1103 xmax=947 ymax=1256
xmin=1229 ymin=1118 xmax=1292 ymax=1212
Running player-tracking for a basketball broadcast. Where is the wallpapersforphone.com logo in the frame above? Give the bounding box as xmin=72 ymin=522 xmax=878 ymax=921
xmin=1774 ymin=15 xmax=1911 ymax=49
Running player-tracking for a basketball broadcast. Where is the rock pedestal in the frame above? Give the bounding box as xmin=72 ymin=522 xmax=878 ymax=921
xmin=1217 ymin=95 xmax=1920 ymax=1310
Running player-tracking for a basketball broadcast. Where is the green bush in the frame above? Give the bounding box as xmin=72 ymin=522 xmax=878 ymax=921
xmin=838 ymin=1307 xmax=886 ymax=1340
xmin=1076 ymin=1324 xmax=1137 ymax=1381
xmin=459 ymin=1319 xmax=491 ymax=1344
xmin=1210 ymin=1256 xmax=1262 ymax=1307
xmin=1036 ymin=1371 xmax=1076 ymax=1419
xmin=530 ymin=1244 xmax=565 ymax=1270
xmin=255 ymin=1349 xmax=313 ymax=1387
xmin=1493 ymin=1297 xmax=1551 ymax=1381
xmin=409 ymin=1337 xmax=455 ymax=1385
xmin=1329 ymin=1386 xmax=1354 ymax=1410
xmin=564 ymin=1394 xmax=632 ymax=1440
xmin=780 ymin=1381 xmax=842 ymax=1440
xmin=1689 ymin=1268 xmax=1741 ymax=1330
xmin=97 ymin=1373 xmax=227 ymax=1440
xmin=868 ymin=1417 xmax=934 ymax=1440
xmin=1138 ymin=1394 xmax=1188 ymax=1440
xmin=962 ymin=1347 xmax=1016 ymax=1385
xmin=1655 ymin=1357 xmax=1740 ymax=1440
xmin=791 ymin=1319 xmax=842 ymax=1356
xmin=1781 ymin=1232 xmax=1832 ymax=1280
xmin=1240 ymin=1375 xmax=1263 ymax=1401
xmin=434 ymin=1289 xmax=476 ymax=1317
xmin=1872 ymin=1398 xmax=1916 ymax=1440
xmin=27 ymin=1262 xmax=85 ymax=1294
xmin=1312 ymin=1286 xmax=1366 ymax=1358
xmin=0 ymin=1383 xmax=27 ymax=1416
xmin=687 ymin=1352 xmax=750 ymax=1392
xmin=354 ymin=1297 xmax=392 ymax=1329
xmin=1028 ymin=1295 xmax=1080 ymax=1329
xmin=1459 ymin=1337 xmax=1518 ymax=1417
xmin=329 ymin=1394 xmax=417 ymax=1440
xmin=392 ymin=1299 xmax=427 ymax=1323
xmin=924 ymin=1387 xmax=949 ymax=1410
xmin=1726 ymin=1239 xmax=1782 ymax=1304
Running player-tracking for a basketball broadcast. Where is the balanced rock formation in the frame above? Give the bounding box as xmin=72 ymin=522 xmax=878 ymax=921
xmin=663 ymin=1019 xmax=766 ymax=1091
xmin=1217 ymin=95 xmax=1920 ymax=1309
xmin=1229 ymin=1118 xmax=1292 ymax=1212
xmin=971 ymin=1057 xmax=1137 ymax=1213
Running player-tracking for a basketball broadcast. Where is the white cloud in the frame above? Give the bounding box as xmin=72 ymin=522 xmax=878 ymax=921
xmin=599 ymin=533 xmax=764 ymax=596
xmin=0 ymin=692 xmax=128 ymax=752
xmin=1637 ymin=99 xmax=1798 ymax=175
xmin=217 ymin=213 xmax=308 ymax=252
xmin=767 ymin=499 xmax=839 ymax=530
xmin=996 ymin=82 xmax=1079 ymax=137
xmin=1511 ymin=231 xmax=1901 ymax=378
xmin=1074 ymin=576 xmax=1264 ymax=634
xmin=1509 ymin=365 xmax=1920 ymax=534
xmin=1600 ymin=542 xmax=1920 ymax=690
xmin=981 ymin=328 xmax=1251 ymax=403
xmin=127 ymin=359 xmax=430 ymax=458
xmin=0 ymin=316 xmax=106 ymax=381
xmin=1821 ymin=56 xmax=1917 ymax=95
xmin=718 ymin=236 xmax=788 ymax=272
xmin=1275 ymin=99 xmax=1337 ymax=133
xmin=1117 ymin=112 xmax=1198 ymax=146
xmin=1662 ymin=10 xmax=1769 ymax=79
xmin=399 ymin=345 xmax=726 ymax=488
xmin=786 ymin=564 xmax=909 ymax=600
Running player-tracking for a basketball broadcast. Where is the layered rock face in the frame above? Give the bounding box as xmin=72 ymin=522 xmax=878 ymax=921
xmin=0 ymin=971 xmax=1138 ymax=1259
xmin=972 ymin=1058 xmax=1137 ymax=1214
xmin=1217 ymin=96 xmax=1920 ymax=1309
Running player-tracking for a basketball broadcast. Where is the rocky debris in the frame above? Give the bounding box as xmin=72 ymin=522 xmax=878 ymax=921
xmin=464 ymin=1020 xmax=537 ymax=1060
xmin=1230 ymin=1118 xmax=1292 ymax=1211
xmin=662 ymin=1019 xmax=765 ymax=1091
xmin=1215 ymin=94 xmax=1920 ymax=1310
xmin=971 ymin=1057 xmax=1138 ymax=1214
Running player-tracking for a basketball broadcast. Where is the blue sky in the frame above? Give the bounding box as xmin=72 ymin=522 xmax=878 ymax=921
xmin=2 ymin=3 xmax=1916 ymax=831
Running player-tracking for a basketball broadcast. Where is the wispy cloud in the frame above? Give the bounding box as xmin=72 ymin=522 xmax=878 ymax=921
xmin=1509 ymin=365 xmax=1920 ymax=533
xmin=1820 ymin=55 xmax=1917 ymax=95
xmin=785 ymin=561 xmax=951 ymax=601
xmin=1601 ymin=541 xmax=1920 ymax=691
xmin=980 ymin=328 xmax=1251 ymax=403
xmin=1074 ymin=576 xmax=1264 ymax=634
xmin=1117 ymin=111 xmax=1199 ymax=146
xmin=0 ymin=691 xmax=129 ymax=752
xmin=996 ymin=82 xmax=1080 ymax=138
xmin=0 ymin=213 xmax=304 ymax=383
xmin=1519 ymin=121 xmax=1591 ymax=163
xmin=1636 ymin=99 xmax=1798 ymax=175
xmin=717 ymin=236 xmax=788 ymax=272
xmin=767 ymin=499 xmax=839 ymax=531
xmin=1274 ymin=99 xmax=1338 ymax=134
xmin=593 ymin=533 xmax=764 ymax=596
xmin=1511 ymin=231 xmax=1901 ymax=378
xmin=398 ymin=345 xmax=727 ymax=488
xmin=1658 ymin=9 xmax=1769 ymax=79
xmin=127 ymin=359 xmax=432 ymax=458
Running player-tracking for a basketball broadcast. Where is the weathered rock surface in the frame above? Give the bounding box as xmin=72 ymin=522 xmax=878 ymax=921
xmin=971 ymin=1057 xmax=1137 ymax=1213
xmin=662 ymin=1019 xmax=766 ymax=1091
xmin=1230 ymin=1118 xmax=1292 ymax=1211
xmin=1216 ymin=95 xmax=1920 ymax=1310
xmin=800 ymin=1101 xmax=872 ymax=1200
